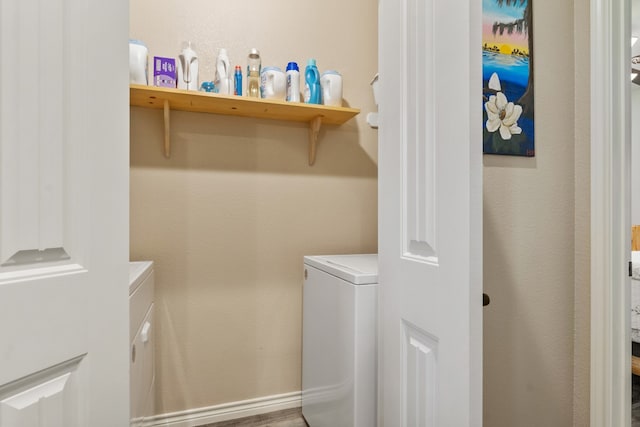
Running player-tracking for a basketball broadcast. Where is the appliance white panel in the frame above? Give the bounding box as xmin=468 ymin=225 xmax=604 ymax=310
xmin=129 ymin=261 xmax=153 ymax=294
xmin=129 ymin=261 xmax=155 ymax=427
xmin=131 ymin=307 xmax=154 ymax=427
xmin=129 ymin=263 xmax=154 ymax=339
xmin=303 ymin=254 xmax=378 ymax=285
xmin=302 ymin=255 xmax=378 ymax=427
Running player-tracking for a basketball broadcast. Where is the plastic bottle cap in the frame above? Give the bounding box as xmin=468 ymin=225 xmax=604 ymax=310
xmin=219 ymin=48 xmax=228 ymax=56
xmin=322 ymin=70 xmax=340 ymax=76
xmin=307 ymin=59 xmax=317 ymax=67
xmin=286 ymin=62 xmax=299 ymax=72
xmin=249 ymin=48 xmax=260 ymax=58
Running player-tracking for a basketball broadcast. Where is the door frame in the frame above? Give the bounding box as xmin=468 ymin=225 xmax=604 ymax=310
xmin=590 ymin=0 xmax=631 ymax=424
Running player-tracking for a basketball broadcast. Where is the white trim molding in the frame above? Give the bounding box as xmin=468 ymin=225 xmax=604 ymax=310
xmin=143 ymin=391 xmax=301 ymax=427
xmin=590 ymin=0 xmax=632 ymax=425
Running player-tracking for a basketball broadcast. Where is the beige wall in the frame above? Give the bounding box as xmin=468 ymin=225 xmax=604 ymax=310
xmin=130 ymin=0 xmax=378 ymax=414
xmin=131 ymin=0 xmax=592 ymax=422
xmin=483 ymin=0 xmax=588 ymax=425
xmin=573 ymin=1 xmax=590 ymax=425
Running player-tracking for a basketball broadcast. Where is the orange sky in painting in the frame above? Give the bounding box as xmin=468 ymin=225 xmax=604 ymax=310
xmin=482 ymin=22 xmax=529 ymax=52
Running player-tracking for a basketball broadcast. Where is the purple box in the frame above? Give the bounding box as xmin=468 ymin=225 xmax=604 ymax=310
xmin=153 ymin=57 xmax=176 ymax=88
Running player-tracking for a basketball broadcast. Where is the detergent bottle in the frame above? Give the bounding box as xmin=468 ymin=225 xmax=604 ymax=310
xmin=215 ymin=48 xmax=231 ymax=95
xmin=177 ymin=41 xmax=199 ymax=90
xmin=304 ymin=59 xmax=321 ymax=104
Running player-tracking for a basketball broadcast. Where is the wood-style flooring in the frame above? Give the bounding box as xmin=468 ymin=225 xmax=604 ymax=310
xmin=202 ymin=408 xmax=308 ymax=427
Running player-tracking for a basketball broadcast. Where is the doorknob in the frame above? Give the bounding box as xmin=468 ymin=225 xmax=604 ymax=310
xmin=483 ymin=293 xmax=490 ymax=307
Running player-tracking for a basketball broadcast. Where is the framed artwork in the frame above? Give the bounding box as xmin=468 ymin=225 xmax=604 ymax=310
xmin=482 ymin=0 xmax=534 ymax=157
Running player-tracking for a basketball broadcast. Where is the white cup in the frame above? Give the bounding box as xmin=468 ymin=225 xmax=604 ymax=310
xmin=321 ymin=70 xmax=343 ymax=106
xmin=260 ymin=67 xmax=286 ymax=100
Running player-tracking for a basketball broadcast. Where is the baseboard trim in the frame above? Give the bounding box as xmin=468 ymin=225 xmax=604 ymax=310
xmin=143 ymin=391 xmax=302 ymax=427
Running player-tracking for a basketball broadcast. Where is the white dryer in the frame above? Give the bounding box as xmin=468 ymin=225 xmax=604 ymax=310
xmin=302 ymin=254 xmax=378 ymax=427
xmin=129 ymin=261 xmax=155 ymax=427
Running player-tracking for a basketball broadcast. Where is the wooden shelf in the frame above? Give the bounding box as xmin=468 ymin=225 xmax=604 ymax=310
xmin=130 ymin=84 xmax=360 ymax=165
xmin=633 ymin=355 xmax=640 ymax=376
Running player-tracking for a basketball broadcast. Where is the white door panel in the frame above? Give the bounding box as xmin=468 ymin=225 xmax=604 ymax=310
xmin=0 ymin=356 xmax=84 ymax=427
xmin=0 ymin=0 xmax=129 ymax=425
xmin=379 ymin=0 xmax=482 ymax=424
xmin=1 ymin=0 xmax=68 ymax=262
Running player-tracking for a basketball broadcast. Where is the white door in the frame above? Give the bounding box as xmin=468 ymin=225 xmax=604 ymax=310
xmin=378 ymin=0 xmax=482 ymax=424
xmin=0 ymin=0 xmax=130 ymax=426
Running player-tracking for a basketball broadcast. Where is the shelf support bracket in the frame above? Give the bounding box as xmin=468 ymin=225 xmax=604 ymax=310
xmin=308 ymin=116 xmax=322 ymax=166
xmin=163 ymin=100 xmax=171 ymax=158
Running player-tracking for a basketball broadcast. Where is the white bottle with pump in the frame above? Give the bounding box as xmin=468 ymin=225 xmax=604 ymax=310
xmin=215 ymin=48 xmax=231 ymax=95
xmin=177 ymin=41 xmax=199 ymax=90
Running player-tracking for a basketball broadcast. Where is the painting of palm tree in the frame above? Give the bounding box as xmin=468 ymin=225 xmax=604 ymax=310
xmin=483 ymin=0 xmax=534 ymax=156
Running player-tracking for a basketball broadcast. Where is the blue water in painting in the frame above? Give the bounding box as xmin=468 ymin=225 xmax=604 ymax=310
xmin=482 ymin=51 xmax=534 ymax=156
xmin=482 ymin=51 xmax=529 ymax=87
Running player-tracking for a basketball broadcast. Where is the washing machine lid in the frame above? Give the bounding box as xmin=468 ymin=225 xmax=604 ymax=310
xmin=129 ymin=261 xmax=153 ymax=295
xmin=304 ymin=254 xmax=378 ymax=285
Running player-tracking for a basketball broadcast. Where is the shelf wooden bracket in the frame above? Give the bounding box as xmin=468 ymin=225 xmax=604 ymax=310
xmin=131 ymin=86 xmax=359 ymax=164
xmin=308 ymin=116 xmax=322 ymax=166
xmin=163 ymin=100 xmax=171 ymax=158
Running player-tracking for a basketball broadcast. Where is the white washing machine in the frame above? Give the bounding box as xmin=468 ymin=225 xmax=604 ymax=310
xmin=129 ymin=261 xmax=155 ymax=427
xmin=302 ymin=254 xmax=378 ymax=427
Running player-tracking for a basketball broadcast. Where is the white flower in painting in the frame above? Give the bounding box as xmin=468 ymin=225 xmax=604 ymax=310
xmin=485 ymin=92 xmax=523 ymax=140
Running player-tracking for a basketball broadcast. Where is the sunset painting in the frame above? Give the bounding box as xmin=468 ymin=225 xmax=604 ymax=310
xmin=483 ymin=0 xmax=534 ymax=157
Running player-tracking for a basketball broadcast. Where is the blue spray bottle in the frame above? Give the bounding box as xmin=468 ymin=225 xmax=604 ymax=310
xmin=304 ymin=59 xmax=321 ymax=104
xmin=234 ymin=65 xmax=242 ymax=96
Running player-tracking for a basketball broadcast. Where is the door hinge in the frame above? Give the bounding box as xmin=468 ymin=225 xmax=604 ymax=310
xmin=630 ymin=261 xmax=633 ymax=277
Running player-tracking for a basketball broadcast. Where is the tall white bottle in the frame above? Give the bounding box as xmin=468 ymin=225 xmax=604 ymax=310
xmin=215 ymin=48 xmax=231 ymax=95
xmin=286 ymin=62 xmax=300 ymax=102
xmin=177 ymin=41 xmax=199 ymax=90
